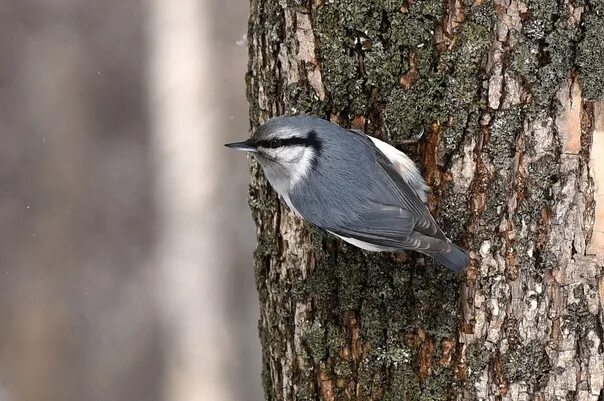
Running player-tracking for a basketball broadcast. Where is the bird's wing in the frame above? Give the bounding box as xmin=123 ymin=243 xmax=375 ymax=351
xmin=325 ymin=133 xmax=448 ymax=251
xmin=348 ymin=130 xmax=428 ymax=202
xmin=374 ymin=152 xmax=444 ymax=239
xmin=329 ymin=202 xmax=451 ymax=252
xmin=330 ymin=203 xmax=415 ymax=249
xmin=358 ymin=131 xmax=445 ymax=239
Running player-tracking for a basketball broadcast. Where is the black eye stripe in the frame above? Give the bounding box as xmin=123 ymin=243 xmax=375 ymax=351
xmin=254 ymin=131 xmax=323 ymax=155
xmin=257 ymin=136 xmax=309 ymax=148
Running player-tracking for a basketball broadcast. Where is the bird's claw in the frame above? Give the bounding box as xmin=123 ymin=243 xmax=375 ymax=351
xmin=397 ymin=128 xmax=425 ymax=145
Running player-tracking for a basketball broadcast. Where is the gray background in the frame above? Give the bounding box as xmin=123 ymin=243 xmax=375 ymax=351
xmin=0 ymin=0 xmax=261 ymax=400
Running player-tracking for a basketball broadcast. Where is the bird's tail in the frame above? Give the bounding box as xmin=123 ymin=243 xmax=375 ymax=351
xmin=424 ymin=242 xmax=470 ymax=272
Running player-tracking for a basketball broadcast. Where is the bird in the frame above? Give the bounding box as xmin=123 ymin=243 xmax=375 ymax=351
xmin=225 ymin=115 xmax=470 ymax=272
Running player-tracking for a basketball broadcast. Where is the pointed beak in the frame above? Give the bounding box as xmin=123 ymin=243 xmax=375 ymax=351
xmin=224 ymin=139 xmax=257 ymax=153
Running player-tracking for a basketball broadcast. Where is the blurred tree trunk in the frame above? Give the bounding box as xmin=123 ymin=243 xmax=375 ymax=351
xmin=247 ymin=0 xmax=604 ymax=400
xmin=148 ymin=1 xmax=236 ymax=401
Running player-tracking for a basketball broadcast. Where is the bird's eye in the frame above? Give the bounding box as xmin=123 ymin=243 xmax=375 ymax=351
xmin=270 ymin=139 xmax=280 ymax=147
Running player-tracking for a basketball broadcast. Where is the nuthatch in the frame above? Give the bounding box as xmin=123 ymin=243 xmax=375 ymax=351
xmin=226 ymin=115 xmax=469 ymax=272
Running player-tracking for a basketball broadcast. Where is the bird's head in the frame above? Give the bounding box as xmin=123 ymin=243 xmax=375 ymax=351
xmin=225 ymin=116 xmax=323 ymax=192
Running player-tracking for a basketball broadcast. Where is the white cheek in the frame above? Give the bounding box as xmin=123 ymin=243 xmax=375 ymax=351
xmin=272 ymin=146 xmax=314 ymax=187
xmin=277 ymin=146 xmax=303 ymax=162
xmin=289 ymin=147 xmax=315 ymax=187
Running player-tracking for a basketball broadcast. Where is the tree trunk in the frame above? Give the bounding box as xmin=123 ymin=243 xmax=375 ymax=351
xmin=246 ymin=0 xmax=604 ymax=400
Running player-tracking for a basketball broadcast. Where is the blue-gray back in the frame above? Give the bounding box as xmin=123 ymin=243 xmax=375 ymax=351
xmin=287 ymin=117 xmax=443 ymax=241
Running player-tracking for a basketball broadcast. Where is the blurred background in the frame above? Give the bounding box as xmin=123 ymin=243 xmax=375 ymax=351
xmin=0 ymin=1 xmax=261 ymax=401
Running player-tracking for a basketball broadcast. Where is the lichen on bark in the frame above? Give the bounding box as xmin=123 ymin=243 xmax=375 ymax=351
xmin=246 ymin=0 xmax=604 ymax=400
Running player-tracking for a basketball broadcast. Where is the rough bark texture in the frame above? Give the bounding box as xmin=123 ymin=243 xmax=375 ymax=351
xmin=246 ymin=0 xmax=604 ymax=400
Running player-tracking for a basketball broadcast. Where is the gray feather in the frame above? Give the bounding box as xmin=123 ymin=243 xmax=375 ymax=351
xmin=424 ymin=243 xmax=470 ymax=272
xmin=332 ymin=204 xmax=415 ymax=249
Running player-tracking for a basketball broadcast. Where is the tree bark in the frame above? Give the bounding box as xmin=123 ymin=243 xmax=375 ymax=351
xmin=246 ymin=0 xmax=604 ymax=400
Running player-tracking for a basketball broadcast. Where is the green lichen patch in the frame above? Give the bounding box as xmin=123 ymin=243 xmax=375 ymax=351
xmin=577 ymin=8 xmax=604 ymax=100
xmin=511 ymin=39 xmax=540 ymax=83
xmin=565 ymin=286 xmax=599 ymax=334
xmin=383 ymin=365 xmax=422 ymax=401
xmin=434 ymin=187 xmax=471 ymax=241
xmin=466 ymin=343 xmax=493 ymax=381
xmin=385 ymin=79 xmax=445 ymax=138
xmin=488 ymin=107 xmax=524 ymax=169
xmin=503 ymin=342 xmax=551 ymax=391
xmin=419 ymin=369 xmax=455 ymax=401
xmin=533 ymin=28 xmax=577 ymax=105
xmin=303 ymin=320 xmax=328 ymax=362
xmin=315 ymin=0 xmax=444 ymax=122
xmin=466 ymin=0 xmax=497 ymax=27
xmin=335 ymin=249 xmax=368 ymax=311
xmin=409 ymin=264 xmax=461 ymax=339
